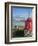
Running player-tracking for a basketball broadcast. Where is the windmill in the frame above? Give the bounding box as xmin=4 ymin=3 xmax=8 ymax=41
xmin=24 ymin=9 xmax=32 ymax=37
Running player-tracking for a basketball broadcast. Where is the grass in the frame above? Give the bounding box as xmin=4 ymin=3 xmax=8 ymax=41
xmin=13 ymin=29 xmax=24 ymax=37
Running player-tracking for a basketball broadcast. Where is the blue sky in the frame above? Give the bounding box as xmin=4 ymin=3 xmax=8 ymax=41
xmin=11 ymin=6 xmax=32 ymax=26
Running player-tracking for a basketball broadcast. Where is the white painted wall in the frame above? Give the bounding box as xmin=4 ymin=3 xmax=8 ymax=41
xmin=0 ymin=0 xmax=38 ymax=46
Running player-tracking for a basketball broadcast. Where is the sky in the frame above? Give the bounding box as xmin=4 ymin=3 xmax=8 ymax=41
xmin=11 ymin=6 xmax=32 ymax=26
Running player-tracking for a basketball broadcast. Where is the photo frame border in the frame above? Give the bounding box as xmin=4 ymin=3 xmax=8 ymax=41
xmin=5 ymin=2 xmax=37 ymax=44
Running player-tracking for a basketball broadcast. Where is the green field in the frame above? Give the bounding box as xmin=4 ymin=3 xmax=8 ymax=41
xmin=13 ymin=30 xmax=24 ymax=37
